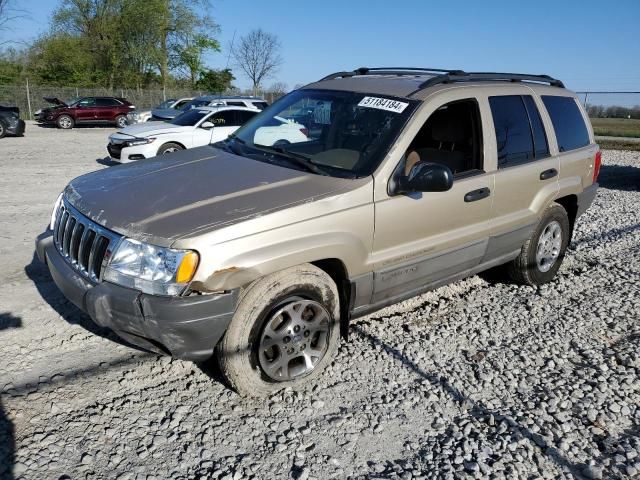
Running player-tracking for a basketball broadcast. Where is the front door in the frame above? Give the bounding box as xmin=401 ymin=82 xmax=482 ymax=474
xmin=371 ymin=96 xmax=494 ymax=305
xmin=74 ymin=98 xmax=98 ymax=122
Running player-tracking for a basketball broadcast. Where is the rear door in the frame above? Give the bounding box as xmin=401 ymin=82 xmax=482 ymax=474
xmin=74 ymin=98 xmax=98 ymax=122
xmin=95 ymin=98 xmax=122 ymax=121
xmin=487 ymin=93 xmax=559 ymax=259
xmin=539 ymin=94 xmax=594 ymax=193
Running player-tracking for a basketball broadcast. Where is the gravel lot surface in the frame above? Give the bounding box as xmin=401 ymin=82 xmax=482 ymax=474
xmin=1 ymin=123 xmax=639 ymax=480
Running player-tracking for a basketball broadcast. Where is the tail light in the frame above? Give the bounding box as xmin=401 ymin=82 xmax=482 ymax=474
xmin=593 ymin=150 xmax=602 ymax=182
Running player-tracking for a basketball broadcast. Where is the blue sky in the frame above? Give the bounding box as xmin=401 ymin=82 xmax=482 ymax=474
xmin=6 ymin=0 xmax=640 ymax=94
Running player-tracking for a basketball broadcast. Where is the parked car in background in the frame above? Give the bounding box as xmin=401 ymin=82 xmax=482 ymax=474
xmin=35 ymin=96 xmax=135 ymax=129
xmin=128 ymin=97 xmax=193 ymax=125
xmin=107 ymin=106 xmax=260 ymax=162
xmin=0 ymin=105 xmax=26 ymax=138
xmin=150 ymin=95 xmax=269 ymax=121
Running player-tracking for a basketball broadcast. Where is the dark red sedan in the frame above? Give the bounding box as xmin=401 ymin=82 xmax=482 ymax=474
xmin=35 ymin=96 xmax=135 ymax=129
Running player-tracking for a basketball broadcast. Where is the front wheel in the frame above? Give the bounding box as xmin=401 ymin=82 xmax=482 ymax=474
xmin=217 ymin=264 xmax=340 ymax=397
xmin=157 ymin=142 xmax=184 ymax=155
xmin=507 ymin=203 xmax=570 ymax=285
xmin=56 ymin=115 xmax=74 ymax=129
xmin=0 ymin=120 xmax=6 ymax=139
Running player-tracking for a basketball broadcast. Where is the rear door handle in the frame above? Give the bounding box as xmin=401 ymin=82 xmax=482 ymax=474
xmin=464 ymin=187 xmax=491 ymax=203
xmin=540 ymin=168 xmax=558 ymax=180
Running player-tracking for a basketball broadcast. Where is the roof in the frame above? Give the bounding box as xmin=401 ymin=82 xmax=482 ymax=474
xmin=197 ymin=105 xmax=260 ymax=112
xmin=195 ymin=95 xmax=267 ymax=101
xmin=303 ymin=67 xmax=567 ymax=99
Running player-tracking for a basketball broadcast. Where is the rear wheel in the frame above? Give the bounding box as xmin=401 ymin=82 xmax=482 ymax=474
xmin=157 ymin=142 xmax=184 ymax=155
xmin=507 ymin=203 xmax=570 ymax=285
xmin=115 ymin=115 xmax=127 ymax=128
xmin=56 ymin=115 xmax=74 ymax=129
xmin=217 ymin=264 xmax=340 ymax=397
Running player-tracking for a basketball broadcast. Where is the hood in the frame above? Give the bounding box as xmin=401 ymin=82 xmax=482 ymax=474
xmin=65 ymin=146 xmax=361 ymax=246
xmin=111 ymin=121 xmax=187 ymax=139
xmin=151 ymin=108 xmax=181 ymax=119
xmin=43 ymin=97 xmax=67 ymax=106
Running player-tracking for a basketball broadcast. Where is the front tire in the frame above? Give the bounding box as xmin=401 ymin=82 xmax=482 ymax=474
xmin=0 ymin=120 xmax=6 ymax=139
xmin=56 ymin=115 xmax=74 ymax=129
xmin=157 ymin=142 xmax=184 ymax=155
xmin=507 ymin=203 xmax=570 ymax=285
xmin=217 ymin=264 xmax=340 ymax=397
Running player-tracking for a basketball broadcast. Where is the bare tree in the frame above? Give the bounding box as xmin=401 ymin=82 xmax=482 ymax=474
xmin=232 ymin=29 xmax=282 ymax=96
xmin=0 ymin=0 xmax=24 ymax=45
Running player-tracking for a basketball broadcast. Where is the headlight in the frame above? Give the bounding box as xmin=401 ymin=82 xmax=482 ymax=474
xmin=49 ymin=193 xmax=63 ymax=230
xmin=103 ymin=238 xmax=199 ymax=296
xmin=125 ymin=137 xmax=155 ymax=147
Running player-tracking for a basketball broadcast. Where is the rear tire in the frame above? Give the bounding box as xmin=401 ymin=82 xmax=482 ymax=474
xmin=507 ymin=203 xmax=570 ymax=286
xmin=157 ymin=142 xmax=184 ymax=155
xmin=115 ymin=115 xmax=127 ymax=128
xmin=56 ymin=115 xmax=74 ymax=129
xmin=217 ymin=264 xmax=340 ymax=397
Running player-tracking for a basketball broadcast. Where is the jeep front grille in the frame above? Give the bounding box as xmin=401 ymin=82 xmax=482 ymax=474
xmin=52 ymin=200 xmax=122 ymax=282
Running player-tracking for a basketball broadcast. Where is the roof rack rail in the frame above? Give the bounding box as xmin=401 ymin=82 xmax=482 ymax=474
xmin=319 ymin=67 xmax=565 ymax=90
xmin=319 ymin=67 xmax=465 ymax=81
xmin=418 ymin=72 xmax=565 ymax=89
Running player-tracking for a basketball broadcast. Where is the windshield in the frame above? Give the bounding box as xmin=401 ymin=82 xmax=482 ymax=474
xmin=170 ymin=109 xmax=210 ymax=126
xmin=182 ymin=98 xmax=212 ymax=110
xmin=156 ymin=99 xmax=176 ymax=109
xmin=224 ymin=89 xmax=417 ymax=177
xmin=65 ymin=98 xmax=80 ymax=106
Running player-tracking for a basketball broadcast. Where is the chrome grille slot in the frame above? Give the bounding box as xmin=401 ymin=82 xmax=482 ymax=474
xmin=52 ymin=199 xmax=122 ymax=282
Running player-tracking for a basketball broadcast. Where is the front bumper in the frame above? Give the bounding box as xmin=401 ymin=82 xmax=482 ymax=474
xmin=107 ymin=142 xmax=156 ymax=163
xmin=6 ymin=119 xmax=25 ymax=136
xmin=36 ymin=231 xmax=237 ymax=361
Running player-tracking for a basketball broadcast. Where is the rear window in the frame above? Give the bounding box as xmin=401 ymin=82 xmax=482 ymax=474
xmin=541 ymin=96 xmax=590 ymax=152
xmin=96 ymin=98 xmax=122 ymax=107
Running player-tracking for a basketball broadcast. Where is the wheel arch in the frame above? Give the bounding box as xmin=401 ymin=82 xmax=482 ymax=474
xmin=554 ymin=194 xmax=578 ymax=237
xmin=157 ymin=140 xmax=186 ymax=152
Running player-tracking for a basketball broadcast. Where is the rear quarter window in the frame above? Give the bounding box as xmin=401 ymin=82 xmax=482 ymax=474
xmin=541 ymin=96 xmax=590 ymax=152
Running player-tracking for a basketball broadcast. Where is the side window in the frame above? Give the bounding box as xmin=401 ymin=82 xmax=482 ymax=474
xmin=211 ymin=110 xmax=237 ymax=126
xmin=489 ymin=95 xmax=535 ymax=167
xmin=226 ymin=101 xmax=245 ymax=107
xmin=77 ymin=98 xmax=96 ymax=107
xmin=522 ymin=96 xmax=549 ymax=159
xmin=96 ymin=98 xmax=120 ymax=107
xmin=174 ymin=99 xmax=190 ymax=109
xmin=253 ymin=101 xmax=269 ymax=110
xmin=405 ymin=99 xmax=483 ymax=177
xmin=541 ymin=96 xmax=590 ymax=152
xmin=237 ymin=110 xmax=258 ymax=124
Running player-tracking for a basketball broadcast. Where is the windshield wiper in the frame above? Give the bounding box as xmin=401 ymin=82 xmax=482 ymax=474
xmin=251 ymin=143 xmax=329 ymax=176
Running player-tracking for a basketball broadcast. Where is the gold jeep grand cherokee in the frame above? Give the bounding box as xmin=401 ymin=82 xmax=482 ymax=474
xmin=36 ymin=67 xmax=600 ymax=396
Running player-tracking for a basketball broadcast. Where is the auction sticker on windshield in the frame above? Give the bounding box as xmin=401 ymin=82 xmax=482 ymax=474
xmin=358 ymin=96 xmax=409 ymax=113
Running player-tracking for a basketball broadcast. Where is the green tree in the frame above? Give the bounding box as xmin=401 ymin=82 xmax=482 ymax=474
xmin=177 ymin=34 xmax=220 ymax=87
xmin=197 ymin=68 xmax=234 ymax=93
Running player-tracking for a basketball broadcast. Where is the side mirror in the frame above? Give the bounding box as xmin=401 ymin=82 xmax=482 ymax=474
xmin=200 ymin=121 xmax=214 ymax=129
xmin=393 ymin=161 xmax=453 ymax=195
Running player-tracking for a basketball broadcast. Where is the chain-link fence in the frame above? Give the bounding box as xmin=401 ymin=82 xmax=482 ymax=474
xmin=0 ymin=83 xmax=286 ymax=119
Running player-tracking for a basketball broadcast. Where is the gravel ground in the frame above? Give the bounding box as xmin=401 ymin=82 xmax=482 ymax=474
xmin=1 ymin=123 xmax=639 ymax=480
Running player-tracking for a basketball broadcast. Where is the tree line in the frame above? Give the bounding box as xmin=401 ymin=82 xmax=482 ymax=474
xmin=586 ymin=104 xmax=640 ymax=119
xmin=0 ymin=0 xmax=285 ymax=95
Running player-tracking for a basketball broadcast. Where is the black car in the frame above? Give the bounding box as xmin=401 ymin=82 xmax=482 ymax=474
xmin=0 ymin=105 xmax=26 ymax=138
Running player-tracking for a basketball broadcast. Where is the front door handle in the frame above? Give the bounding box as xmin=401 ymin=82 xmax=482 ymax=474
xmin=540 ymin=168 xmax=558 ymax=180
xmin=464 ymin=187 xmax=491 ymax=203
